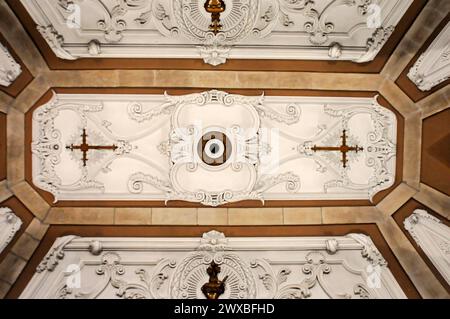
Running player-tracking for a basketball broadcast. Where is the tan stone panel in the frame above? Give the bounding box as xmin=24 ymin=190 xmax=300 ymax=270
xmin=403 ymin=113 xmax=422 ymax=190
xmin=10 ymin=181 xmax=50 ymax=220
xmin=377 ymin=218 xmax=448 ymax=298
xmin=25 ymin=218 xmax=49 ymax=241
xmin=0 ymin=180 xmax=12 ymax=203
xmin=0 ymin=93 xmax=12 ymax=113
xmin=419 ymin=86 xmax=450 ymax=119
xmin=49 ymin=70 xmax=383 ymax=91
xmin=228 ymin=208 xmax=283 ymax=225
xmin=322 ymin=206 xmax=381 ymax=224
xmin=0 ymin=253 xmax=26 ymax=285
xmin=381 ymin=1 xmax=449 ymax=80
xmin=376 ymin=183 xmax=417 ymax=216
xmin=197 ymin=208 xmax=228 ymax=225
xmin=48 ymin=70 xmax=120 ymax=87
xmin=283 ymin=207 xmax=322 ymax=225
xmin=10 ymin=233 xmax=40 ymax=261
xmin=114 ymin=208 xmax=152 ymax=225
xmin=414 ymin=183 xmax=450 ymax=219
xmin=152 ymin=208 xmax=197 ymax=225
xmin=0 ymin=1 xmax=48 ymax=74
xmin=9 ymin=76 xmax=51 ymax=113
xmin=378 ymin=80 xmax=418 ymax=118
xmin=45 ymin=207 xmax=115 ymax=225
xmin=7 ymin=108 xmax=24 ymax=185
xmin=0 ymin=279 xmax=11 ymax=299
xmin=118 ymin=70 xmax=157 ymax=87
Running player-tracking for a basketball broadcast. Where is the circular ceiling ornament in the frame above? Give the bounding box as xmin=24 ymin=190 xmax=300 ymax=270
xmin=197 ymin=130 xmax=232 ymax=166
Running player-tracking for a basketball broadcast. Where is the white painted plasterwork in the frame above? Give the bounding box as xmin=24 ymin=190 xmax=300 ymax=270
xmin=404 ymin=209 xmax=450 ymax=285
xmin=31 ymin=90 xmax=397 ymax=206
xmin=0 ymin=207 xmax=23 ymax=254
xmin=0 ymin=42 xmax=22 ymax=87
xmin=407 ymin=21 xmax=450 ymax=91
xmin=20 ymin=231 xmax=406 ymax=299
xmin=20 ymin=0 xmax=412 ymax=65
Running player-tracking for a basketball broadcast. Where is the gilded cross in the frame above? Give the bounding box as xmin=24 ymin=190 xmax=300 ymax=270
xmin=312 ymin=129 xmax=363 ymax=168
xmin=66 ymin=128 xmax=118 ymax=167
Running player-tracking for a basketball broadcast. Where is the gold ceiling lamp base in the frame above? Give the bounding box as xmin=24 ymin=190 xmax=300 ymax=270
xmin=201 ymin=261 xmax=228 ymax=299
xmin=204 ymin=0 xmax=226 ymax=35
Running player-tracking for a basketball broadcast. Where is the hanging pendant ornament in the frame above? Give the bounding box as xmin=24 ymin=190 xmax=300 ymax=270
xmin=204 ymin=0 xmax=226 ymax=35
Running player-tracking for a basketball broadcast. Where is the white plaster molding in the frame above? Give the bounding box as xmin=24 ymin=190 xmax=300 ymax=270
xmin=404 ymin=209 xmax=450 ymax=285
xmin=37 ymin=25 xmax=76 ymax=60
xmin=0 ymin=207 xmax=23 ymax=254
xmin=20 ymin=231 xmax=406 ymax=299
xmin=407 ymin=21 xmax=450 ymax=91
xmin=20 ymin=0 xmax=413 ymax=65
xmin=0 ymin=42 xmax=22 ymax=87
xmin=31 ymin=91 xmax=397 ymax=205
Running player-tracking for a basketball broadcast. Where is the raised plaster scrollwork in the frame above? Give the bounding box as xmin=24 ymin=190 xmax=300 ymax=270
xmin=404 ymin=209 xmax=450 ymax=285
xmin=353 ymin=26 xmax=395 ymax=63
xmin=407 ymin=22 xmax=450 ymax=91
xmin=36 ymin=25 xmax=76 ymax=60
xmin=0 ymin=207 xmax=22 ymax=254
xmin=20 ymin=231 xmax=406 ymax=299
xmin=36 ymin=235 xmax=78 ymax=273
xmin=31 ymin=91 xmax=397 ymax=205
xmin=31 ymin=92 xmax=106 ymax=201
xmin=0 ymin=42 xmax=22 ymax=87
xmin=125 ymin=90 xmax=301 ymax=206
xmin=21 ymin=0 xmax=412 ymax=65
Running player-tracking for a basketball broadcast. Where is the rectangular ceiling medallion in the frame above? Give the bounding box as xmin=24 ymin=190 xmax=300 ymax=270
xmin=20 ymin=231 xmax=406 ymax=299
xmin=31 ymin=90 xmax=397 ymax=206
xmin=20 ymin=0 xmax=412 ymax=65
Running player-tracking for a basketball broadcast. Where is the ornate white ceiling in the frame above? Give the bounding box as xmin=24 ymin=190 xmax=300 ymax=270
xmin=407 ymin=21 xmax=450 ymax=91
xmin=20 ymin=230 xmax=406 ymax=299
xmin=31 ymin=90 xmax=397 ymax=206
xmin=20 ymin=0 xmax=413 ymax=65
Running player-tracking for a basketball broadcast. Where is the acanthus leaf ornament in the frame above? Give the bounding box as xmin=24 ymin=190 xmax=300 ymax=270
xmin=36 ymin=25 xmax=76 ymax=60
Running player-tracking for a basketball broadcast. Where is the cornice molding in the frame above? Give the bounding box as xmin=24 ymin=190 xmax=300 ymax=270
xmin=404 ymin=209 xmax=450 ymax=285
xmin=407 ymin=22 xmax=450 ymax=91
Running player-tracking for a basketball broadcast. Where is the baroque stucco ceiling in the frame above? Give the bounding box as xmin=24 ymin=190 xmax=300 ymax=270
xmin=0 ymin=0 xmax=449 ymax=299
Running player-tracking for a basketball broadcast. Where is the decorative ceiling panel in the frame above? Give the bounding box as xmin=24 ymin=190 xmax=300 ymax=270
xmin=407 ymin=21 xmax=450 ymax=91
xmin=19 ymin=0 xmax=413 ymax=66
xmin=31 ymin=90 xmax=397 ymax=206
xmin=20 ymin=231 xmax=406 ymax=299
xmin=404 ymin=209 xmax=450 ymax=286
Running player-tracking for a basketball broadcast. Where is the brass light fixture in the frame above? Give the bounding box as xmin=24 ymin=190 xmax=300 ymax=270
xmin=201 ymin=261 xmax=228 ymax=299
xmin=204 ymin=0 xmax=226 ymax=35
